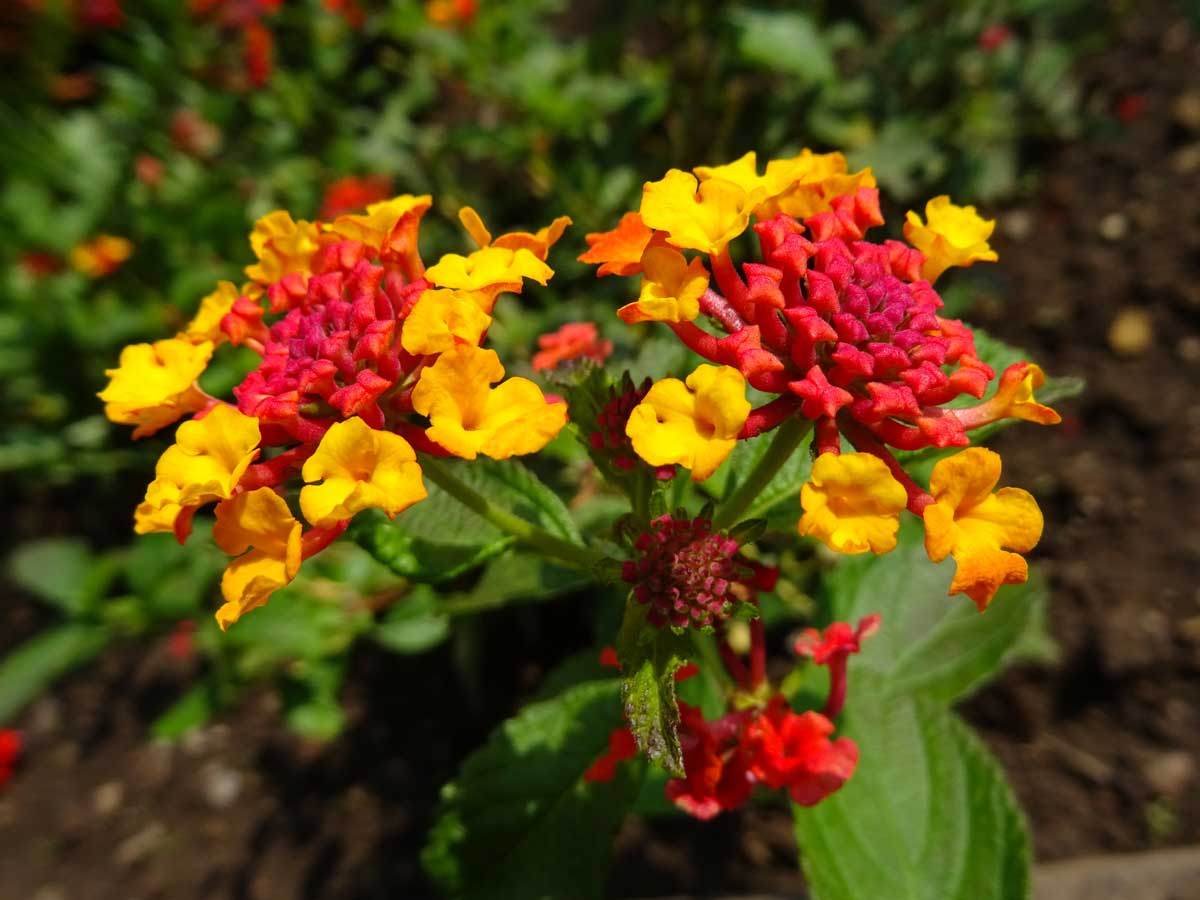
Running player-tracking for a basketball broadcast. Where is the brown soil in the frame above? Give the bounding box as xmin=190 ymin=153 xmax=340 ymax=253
xmin=2 ymin=6 xmax=1199 ymax=899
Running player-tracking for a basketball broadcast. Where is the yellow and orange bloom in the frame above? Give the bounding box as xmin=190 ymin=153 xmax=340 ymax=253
xmin=640 ymin=169 xmax=762 ymax=256
xmin=578 ymin=212 xmax=656 ymax=277
xmin=954 ymin=362 xmax=1062 ymax=431
xmin=327 ymin=194 xmax=433 ymax=259
xmin=923 ymin=448 xmax=1043 ymax=610
xmin=618 ymin=246 xmax=709 ymax=324
xmin=135 ymin=405 xmax=261 ymax=536
xmin=69 ymin=234 xmax=133 ymax=278
xmin=180 ymin=280 xmax=242 ymax=345
xmin=625 ymin=364 xmax=749 ymax=481
xmin=99 ymin=338 xmax=213 ymax=438
xmin=400 ymin=288 xmax=493 ymax=356
xmin=425 ymin=0 xmax=477 ymax=27
xmin=755 ymin=150 xmax=876 ymax=220
xmin=457 ymin=206 xmax=571 ymax=261
xmin=213 ymin=488 xmax=303 ymax=630
xmin=300 ymin=417 xmax=427 ymax=527
xmin=903 ymin=195 xmax=998 ymax=283
xmin=798 ymin=453 xmax=908 ymax=555
xmin=412 ymin=345 xmax=567 ymax=460
xmin=245 ymin=211 xmax=324 ymax=288
xmin=424 ymin=246 xmax=554 ymax=306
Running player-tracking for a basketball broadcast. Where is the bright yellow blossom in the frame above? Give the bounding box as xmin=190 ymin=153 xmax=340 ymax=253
xmin=245 ymin=211 xmax=324 ymax=288
xmin=625 ymin=364 xmax=749 ymax=481
xmin=99 ymin=338 xmax=213 ymax=438
xmin=213 ymin=488 xmax=302 ymax=630
xmin=798 ymin=453 xmax=908 ymax=554
xmin=618 ymin=246 xmax=708 ymax=324
xmin=134 ymin=405 xmax=261 ymax=536
xmin=903 ymin=196 xmax=998 ymax=283
xmin=180 ymin=281 xmax=241 ymax=345
xmin=328 ymin=194 xmax=433 ymax=257
xmin=923 ymin=448 xmax=1043 ymax=611
xmin=411 ymin=345 xmax=567 ymax=460
xmin=69 ymin=234 xmax=133 ymax=278
xmin=400 ymin=288 xmax=493 ymax=356
xmin=457 ymin=206 xmax=572 ymax=260
xmin=424 ymin=246 xmax=554 ymax=307
xmin=640 ymin=169 xmax=762 ymax=255
xmin=300 ymin=418 xmax=427 ymax=527
xmin=758 ymin=150 xmax=876 ymax=219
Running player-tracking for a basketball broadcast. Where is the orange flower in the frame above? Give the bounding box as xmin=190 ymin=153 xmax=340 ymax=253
xmin=425 ymin=0 xmax=476 ymax=26
xmin=798 ymin=453 xmax=907 ymax=555
xmin=954 ymin=362 xmax=1062 ymax=430
xmin=531 ymin=322 xmax=613 ymax=371
xmin=923 ymin=448 xmax=1043 ymax=610
xmin=69 ymin=235 xmax=132 ymax=278
xmin=579 ymin=212 xmax=657 ymax=277
xmin=180 ymin=281 xmax=242 ymax=345
xmin=320 ymin=175 xmax=393 ymax=220
xmin=457 ymin=206 xmax=571 ymax=261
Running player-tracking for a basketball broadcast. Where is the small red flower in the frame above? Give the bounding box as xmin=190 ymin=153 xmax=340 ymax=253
xmin=793 ymin=614 xmax=880 ymax=718
xmin=0 ymin=730 xmax=21 ymax=789
xmin=664 ymin=703 xmax=753 ymax=819
xmin=1115 ymin=93 xmax=1146 ymax=124
xmin=583 ymin=727 xmax=637 ymax=783
xmin=135 ymin=154 xmax=165 ymax=187
xmin=531 ymin=322 xmax=613 ymax=372
xmin=167 ymin=619 xmax=197 ymax=660
xmin=744 ymin=696 xmax=858 ymax=806
xmin=978 ymin=23 xmax=1013 ymax=52
xmin=320 ymin=176 xmax=393 ymax=220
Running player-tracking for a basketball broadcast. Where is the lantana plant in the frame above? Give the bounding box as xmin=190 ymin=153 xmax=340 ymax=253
xmin=102 ymin=150 xmax=1069 ymax=898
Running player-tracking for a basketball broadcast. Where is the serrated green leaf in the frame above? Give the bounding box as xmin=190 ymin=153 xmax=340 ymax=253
xmin=615 ymin=596 xmax=688 ymax=776
xmin=794 ymin=682 xmax=1029 ymax=900
xmin=423 ymin=679 xmax=642 ymax=900
xmin=823 ymin=518 xmax=1050 ymax=704
xmin=0 ymin=624 xmax=111 ymax=723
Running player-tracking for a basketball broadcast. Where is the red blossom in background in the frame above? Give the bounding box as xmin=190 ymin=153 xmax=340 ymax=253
xmin=425 ymin=0 xmax=477 ymax=28
xmin=320 ymin=176 xmax=394 ymax=220
xmin=978 ymin=23 xmax=1013 ymax=52
xmin=794 ymin=614 xmax=880 ymax=718
xmin=531 ymin=322 xmax=612 ymax=372
xmin=583 ymin=728 xmax=637 ymax=783
xmin=75 ymin=0 xmax=124 ymax=29
xmin=0 ymin=731 xmax=21 ymax=789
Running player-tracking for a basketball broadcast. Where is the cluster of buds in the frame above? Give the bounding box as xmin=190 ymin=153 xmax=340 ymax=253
xmin=587 ymin=611 xmax=878 ymax=819
xmin=583 ymin=150 xmax=1061 ymax=610
xmin=584 ymin=373 xmax=676 ymax=481
xmin=101 ymin=192 xmax=572 ymax=628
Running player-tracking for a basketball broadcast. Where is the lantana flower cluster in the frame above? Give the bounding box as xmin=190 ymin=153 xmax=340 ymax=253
xmin=583 ymin=150 xmax=1061 ymax=612
xmin=101 ymin=194 xmax=571 ymax=628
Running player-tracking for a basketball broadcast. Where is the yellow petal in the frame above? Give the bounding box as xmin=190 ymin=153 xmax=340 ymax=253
xmin=400 ymin=288 xmax=493 ymax=356
xmin=640 ymin=169 xmax=759 ymax=255
xmin=180 ymin=281 xmax=241 ymax=345
xmin=625 ymin=364 xmax=748 ymax=481
xmin=212 ymin=488 xmax=302 ymax=630
xmin=424 ymin=246 xmax=554 ymax=300
xmin=460 ymin=206 xmax=572 ymax=260
xmin=618 ymin=246 xmax=708 ymax=324
xmin=98 ymin=338 xmax=213 ymax=438
xmin=798 ymin=453 xmax=907 ymax=554
xmin=411 ymin=345 xmax=567 ymax=460
xmin=923 ymin=448 xmax=1043 ymax=610
xmin=300 ymin=417 xmax=427 ymax=526
xmin=757 ymin=150 xmax=876 ymax=219
xmin=327 ymin=194 xmax=433 ymax=253
xmin=244 ymin=210 xmax=324 ymax=287
xmin=903 ymin=195 xmax=998 ymax=283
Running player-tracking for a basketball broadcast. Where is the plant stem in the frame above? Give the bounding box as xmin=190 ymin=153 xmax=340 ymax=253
xmin=420 ymin=457 xmax=610 ymax=573
xmin=713 ymin=416 xmax=813 ymax=530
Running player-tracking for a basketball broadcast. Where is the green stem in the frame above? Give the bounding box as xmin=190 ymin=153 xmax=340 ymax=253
xmin=421 ymin=457 xmax=610 ymax=573
xmin=713 ymin=416 xmax=813 ymax=531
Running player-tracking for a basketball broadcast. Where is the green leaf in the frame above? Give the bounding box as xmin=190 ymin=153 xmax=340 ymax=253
xmin=794 ymin=683 xmax=1029 ymax=900
xmin=730 ymin=9 xmax=835 ymax=84
xmin=0 ymin=624 xmax=111 ymax=723
xmin=373 ymin=587 xmax=451 ymax=654
xmin=823 ymin=518 xmax=1050 ymax=704
xmin=423 ymin=679 xmax=642 ymax=900
xmin=353 ymin=459 xmax=580 ymax=584
xmin=151 ymin=679 xmax=223 ymax=740
xmin=615 ymin=597 xmax=688 ymax=776
xmin=7 ymin=539 xmax=112 ymax=615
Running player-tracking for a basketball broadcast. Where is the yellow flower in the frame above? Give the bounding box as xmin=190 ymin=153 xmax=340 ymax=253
xmin=135 ymin=405 xmax=261 ymax=536
xmin=798 ymin=453 xmax=908 ymax=554
xmin=618 ymin=246 xmax=709 ymax=324
xmin=457 ymin=206 xmax=572 ymax=260
xmin=400 ymin=288 xmax=493 ymax=356
xmin=300 ymin=417 xmax=427 ymax=527
xmin=955 ymin=362 xmax=1062 ymax=430
xmin=99 ymin=338 xmax=213 ymax=438
xmin=213 ymin=488 xmax=303 ymax=630
xmin=757 ymin=150 xmax=876 ymax=219
xmin=411 ymin=345 xmax=567 ymax=460
xmin=69 ymin=234 xmax=133 ymax=278
xmin=424 ymin=246 xmax=554 ymax=307
xmin=327 ymin=194 xmax=433 ymax=256
xmin=923 ymin=448 xmax=1043 ymax=611
xmin=180 ymin=281 xmax=241 ymax=345
xmin=903 ymin=196 xmax=999 ymax=283
xmin=625 ymin=364 xmax=749 ymax=481
xmin=245 ymin=210 xmax=324 ymax=287
xmin=640 ymin=169 xmax=761 ymax=255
